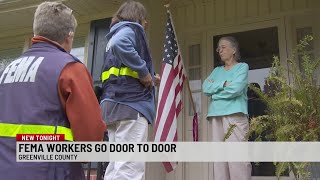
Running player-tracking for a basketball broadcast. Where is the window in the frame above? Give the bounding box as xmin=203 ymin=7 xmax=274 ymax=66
xmin=213 ymin=27 xmax=279 ymax=94
xmin=189 ymin=44 xmax=201 ymax=80
xmin=213 ymin=27 xmax=279 ymax=70
xmin=70 ymin=47 xmax=85 ymax=62
xmin=70 ymin=37 xmax=85 ymax=63
xmin=188 ymin=44 xmax=201 ymax=116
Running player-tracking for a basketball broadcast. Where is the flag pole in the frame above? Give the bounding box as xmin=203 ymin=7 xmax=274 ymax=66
xmin=185 ymin=77 xmax=197 ymax=114
xmin=164 ymin=4 xmax=196 ymax=114
xmin=165 ymin=3 xmax=198 ymax=141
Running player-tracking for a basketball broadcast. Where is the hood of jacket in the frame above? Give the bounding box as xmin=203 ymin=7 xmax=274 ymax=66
xmin=106 ymin=21 xmax=144 ymax=41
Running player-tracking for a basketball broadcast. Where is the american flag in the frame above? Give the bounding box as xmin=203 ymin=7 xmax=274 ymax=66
xmin=154 ymin=9 xmax=186 ymax=172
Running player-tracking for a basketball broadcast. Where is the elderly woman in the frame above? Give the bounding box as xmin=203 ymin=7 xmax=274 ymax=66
xmin=202 ymin=36 xmax=251 ymax=180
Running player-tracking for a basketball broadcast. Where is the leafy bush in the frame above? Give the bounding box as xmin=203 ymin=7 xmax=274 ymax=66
xmin=249 ymin=35 xmax=320 ymax=179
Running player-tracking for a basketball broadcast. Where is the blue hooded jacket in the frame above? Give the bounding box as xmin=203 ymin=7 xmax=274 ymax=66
xmin=100 ymin=21 xmax=156 ymax=124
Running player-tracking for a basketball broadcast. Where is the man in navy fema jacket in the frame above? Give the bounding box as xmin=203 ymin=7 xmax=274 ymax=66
xmin=0 ymin=2 xmax=106 ymax=180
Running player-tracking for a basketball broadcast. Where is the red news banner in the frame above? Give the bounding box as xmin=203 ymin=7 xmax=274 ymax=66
xmin=16 ymin=134 xmax=79 ymax=161
xmin=16 ymin=134 xmax=65 ymax=141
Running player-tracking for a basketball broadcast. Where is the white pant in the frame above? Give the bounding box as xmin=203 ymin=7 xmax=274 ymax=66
xmin=209 ymin=113 xmax=252 ymax=180
xmin=104 ymin=115 xmax=148 ymax=180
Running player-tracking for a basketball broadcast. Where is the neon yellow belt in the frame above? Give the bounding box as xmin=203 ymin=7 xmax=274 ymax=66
xmin=101 ymin=67 xmax=139 ymax=83
xmin=0 ymin=123 xmax=73 ymax=141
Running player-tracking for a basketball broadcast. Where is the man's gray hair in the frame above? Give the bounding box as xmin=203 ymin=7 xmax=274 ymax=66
xmin=33 ymin=1 xmax=77 ymax=43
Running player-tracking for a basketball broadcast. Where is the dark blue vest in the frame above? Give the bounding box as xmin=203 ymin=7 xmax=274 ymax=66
xmin=0 ymin=42 xmax=84 ymax=180
xmin=101 ymin=24 xmax=155 ymax=102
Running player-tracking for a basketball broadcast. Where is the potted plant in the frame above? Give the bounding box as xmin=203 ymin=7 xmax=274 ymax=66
xmin=249 ymin=35 xmax=320 ymax=179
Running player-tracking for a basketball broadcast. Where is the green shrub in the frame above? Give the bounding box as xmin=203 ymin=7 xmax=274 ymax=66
xmin=249 ymin=35 xmax=320 ymax=179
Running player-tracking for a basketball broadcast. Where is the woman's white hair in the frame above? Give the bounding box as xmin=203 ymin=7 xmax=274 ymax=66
xmin=218 ymin=36 xmax=241 ymax=61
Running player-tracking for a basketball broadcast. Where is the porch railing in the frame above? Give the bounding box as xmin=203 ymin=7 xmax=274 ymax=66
xmin=85 ymin=131 xmax=109 ymax=180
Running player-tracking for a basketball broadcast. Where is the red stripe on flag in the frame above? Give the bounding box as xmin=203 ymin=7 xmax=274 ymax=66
xmin=176 ymin=100 xmax=182 ymax=117
xmin=158 ymin=74 xmax=180 ymax=141
xmin=174 ymin=131 xmax=178 ymax=141
xmin=154 ymin=65 xmax=174 ymax=134
xmin=160 ymin=102 xmax=176 ymax=141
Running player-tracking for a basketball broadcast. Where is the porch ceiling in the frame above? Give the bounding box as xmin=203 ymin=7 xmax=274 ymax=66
xmin=0 ymin=0 xmax=126 ymax=40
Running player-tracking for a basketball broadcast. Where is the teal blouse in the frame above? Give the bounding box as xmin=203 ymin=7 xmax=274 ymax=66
xmin=202 ymin=62 xmax=249 ymax=117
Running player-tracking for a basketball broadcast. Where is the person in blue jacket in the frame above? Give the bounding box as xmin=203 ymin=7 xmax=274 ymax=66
xmin=100 ymin=1 xmax=160 ymax=180
xmin=202 ymin=36 xmax=252 ymax=180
